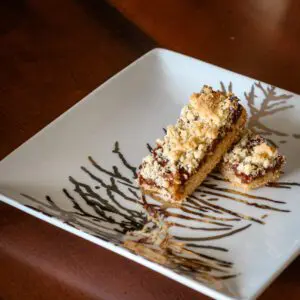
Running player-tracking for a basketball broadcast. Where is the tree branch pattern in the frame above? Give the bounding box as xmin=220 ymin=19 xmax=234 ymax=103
xmin=17 ymin=81 xmax=300 ymax=289
xmin=20 ymin=138 xmax=299 ymax=287
xmin=220 ymin=81 xmax=299 ymax=139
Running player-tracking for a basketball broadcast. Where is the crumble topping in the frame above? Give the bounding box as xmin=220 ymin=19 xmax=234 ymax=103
xmin=189 ymin=86 xmax=231 ymax=125
xmin=222 ymin=130 xmax=285 ymax=178
xmin=139 ymin=86 xmax=243 ymax=189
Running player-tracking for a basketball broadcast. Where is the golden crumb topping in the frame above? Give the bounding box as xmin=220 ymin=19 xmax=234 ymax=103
xmin=189 ymin=86 xmax=229 ymax=125
xmin=139 ymin=86 xmax=243 ymax=189
xmin=222 ymin=130 xmax=285 ymax=177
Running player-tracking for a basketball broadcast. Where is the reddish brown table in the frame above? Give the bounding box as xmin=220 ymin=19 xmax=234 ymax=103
xmin=1 ymin=1 xmax=299 ymax=299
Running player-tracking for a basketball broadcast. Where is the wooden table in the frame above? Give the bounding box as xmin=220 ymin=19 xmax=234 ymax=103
xmin=0 ymin=1 xmax=299 ymax=299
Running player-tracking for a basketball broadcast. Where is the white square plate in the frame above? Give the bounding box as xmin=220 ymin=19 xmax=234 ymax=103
xmin=1 ymin=49 xmax=299 ymax=300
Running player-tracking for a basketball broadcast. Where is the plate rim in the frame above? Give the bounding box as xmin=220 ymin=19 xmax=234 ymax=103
xmin=1 ymin=47 xmax=299 ymax=300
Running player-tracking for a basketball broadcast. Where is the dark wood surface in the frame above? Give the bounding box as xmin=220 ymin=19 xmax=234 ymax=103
xmin=0 ymin=0 xmax=299 ymax=299
xmin=109 ymin=0 xmax=300 ymax=94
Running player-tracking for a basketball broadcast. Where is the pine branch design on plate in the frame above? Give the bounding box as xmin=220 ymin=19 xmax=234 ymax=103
xmin=17 ymin=80 xmax=300 ymax=287
xmin=221 ymin=81 xmax=300 ymax=144
xmin=20 ymin=137 xmax=299 ymax=286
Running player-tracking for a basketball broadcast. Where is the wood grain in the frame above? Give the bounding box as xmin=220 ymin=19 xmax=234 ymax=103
xmin=109 ymin=0 xmax=300 ymax=94
xmin=0 ymin=0 xmax=154 ymax=159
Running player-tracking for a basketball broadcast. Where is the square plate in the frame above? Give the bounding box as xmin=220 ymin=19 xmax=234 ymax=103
xmin=0 ymin=48 xmax=299 ymax=300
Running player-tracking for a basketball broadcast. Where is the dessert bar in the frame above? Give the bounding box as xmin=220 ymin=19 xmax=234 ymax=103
xmin=138 ymin=86 xmax=247 ymax=202
xmin=220 ymin=130 xmax=286 ymax=189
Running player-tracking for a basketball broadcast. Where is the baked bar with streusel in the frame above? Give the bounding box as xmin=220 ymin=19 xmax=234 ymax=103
xmin=138 ymin=85 xmax=247 ymax=202
xmin=220 ymin=129 xmax=286 ymax=189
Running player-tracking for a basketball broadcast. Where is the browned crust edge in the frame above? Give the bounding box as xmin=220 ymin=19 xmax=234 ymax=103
xmin=220 ymin=163 xmax=283 ymax=190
